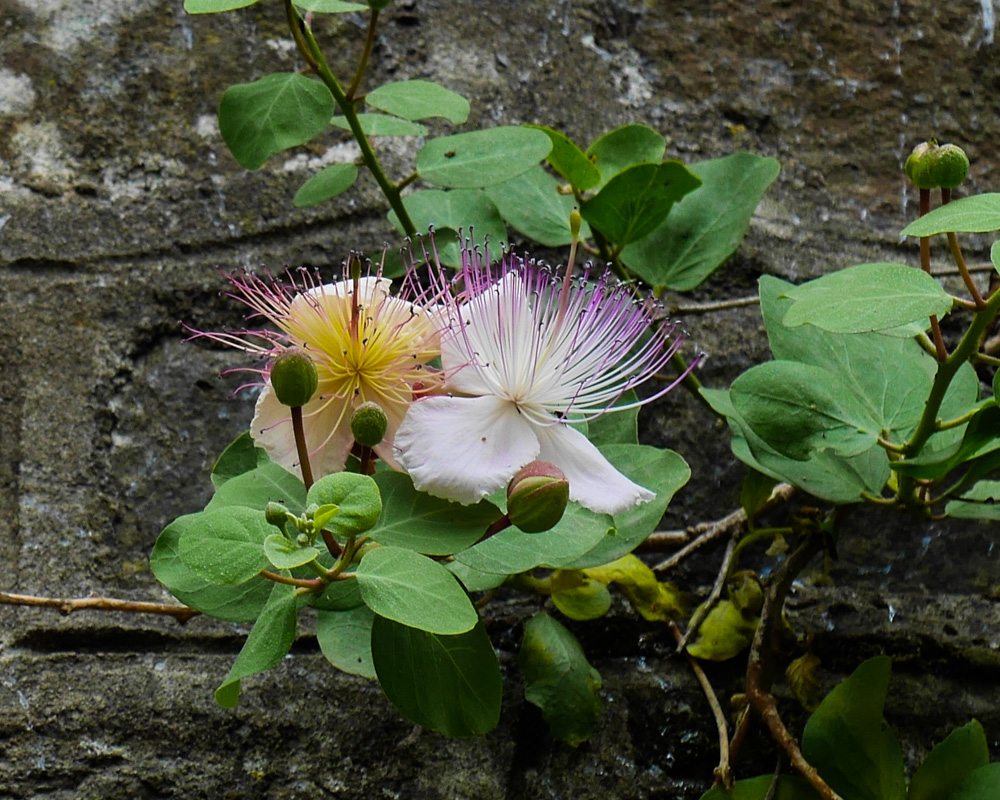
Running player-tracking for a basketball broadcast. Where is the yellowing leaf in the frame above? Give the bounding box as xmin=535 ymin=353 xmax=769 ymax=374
xmin=550 ymin=571 xmax=612 ymax=621
xmin=786 ymin=652 xmax=822 ymax=711
xmin=685 ymin=599 xmax=758 ymax=661
xmin=584 ymin=554 xmax=685 ymax=622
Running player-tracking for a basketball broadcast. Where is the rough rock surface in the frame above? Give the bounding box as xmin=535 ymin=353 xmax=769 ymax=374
xmin=2 ymin=0 xmax=1000 ymax=797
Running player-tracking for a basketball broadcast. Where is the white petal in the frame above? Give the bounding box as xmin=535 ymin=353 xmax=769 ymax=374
xmin=395 ymin=395 xmax=540 ymax=505
xmin=533 ymin=423 xmax=654 ymax=515
xmin=251 ymin=384 xmax=355 ymax=479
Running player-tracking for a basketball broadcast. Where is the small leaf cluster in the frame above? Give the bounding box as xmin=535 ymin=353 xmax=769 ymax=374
xmin=706 ymin=187 xmax=1000 ymax=515
xmin=700 ymin=657 xmax=999 ymax=800
xmin=152 ymin=412 xmax=692 ymax=740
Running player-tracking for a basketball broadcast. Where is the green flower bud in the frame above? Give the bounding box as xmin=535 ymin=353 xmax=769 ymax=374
xmin=930 ymin=143 xmax=970 ymax=189
xmin=264 ymin=502 xmax=289 ymax=529
xmin=350 ymin=401 xmax=389 ymax=447
xmin=269 ymin=349 xmax=318 ymax=408
xmin=506 ymin=461 xmax=570 ymax=534
xmin=905 ymin=141 xmax=937 ymax=189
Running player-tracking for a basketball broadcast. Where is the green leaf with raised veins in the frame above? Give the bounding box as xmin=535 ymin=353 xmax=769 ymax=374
xmin=356 ymin=546 xmax=477 ymax=634
xmin=703 ymin=387 xmax=890 ymax=504
xmin=219 ymin=73 xmax=334 ymax=170
xmin=330 ymin=113 xmax=427 ymax=137
xmin=945 ymin=480 xmax=1000 ymax=519
xmin=316 ymin=605 xmax=376 ymax=679
xmin=527 ymin=125 xmax=601 ymax=190
xmin=621 ymin=153 xmax=780 ymax=291
xmin=306 ymin=472 xmax=381 ymax=536
xmin=586 ymin=124 xmax=665 ymax=190
xmin=185 ymin=0 xmax=257 ymax=11
xmin=947 ymin=763 xmax=1000 ymax=799
xmin=365 ymin=80 xmax=470 ymax=124
xmin=731 ymin=361 xmax=882 ymax=461
xmin=263 ymin=533 xmax=320 ymax=570
xmin=293 ymin=163 xmax=358 ymax=208
xmin=801 ymin=656 xmax=905 ymax=800
xmin=371 ymin=617 xmax=501 ymax=737
xmin=177 ymin=506 xmax=272 ymax=586
xmin=901 ymin=193 xmax=1000 ymax=237
xmin=387 ymin=188 xmax=506 ymax=268
xmin=698 ymin=775 xmax=822 ymax=800
xmin=294 ymin=0 xmax=367 ymax=11
xmin=370 ymin=472 xmax=500 ymax=555
xmin=908 ymin=720 xmax=989 ymax=800
xmin=151 ymin=514 xmax=273 ymax=621
xmin=992 ymin=241 xmax=1000 ymax=276
xmin=454 ymin=502 xmax=614 ymax=575
xmin=485 ymin=166 xmax=592 ymax=247
xmin=780 ymin=263 xmax=953 ymax=333
xmin=565 ymin=444 xmax=690 ymax=569
xmin=215 ymin=581 xmax=298 ymax=708
xmin=580 ymin=161 xmax=701 ymax=248
xmin=416 ymin=126 xmax=552 ymax=189
xmin=519 ymin=612 xmax=602 ymax=746
xmin=207 ymin=461 xmax=306 ymax=513
xmin=211 ymin=431 xmax=269 ymax=489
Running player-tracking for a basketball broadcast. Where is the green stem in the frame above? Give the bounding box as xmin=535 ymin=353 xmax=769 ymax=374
xmin=918 ymin=188 xmax=948 ymax=362
xmin=728 ymin=527 xmax=793 ymax=571
xmin=285 ymin=1 xmax=418 ymax=237
xmin=346 ymin=8 xmax=380 ymax=100
xmin=260 ymin=569 xmax=322 ymax=589
xmin=936 ymin=405 xmax=982 ymax=431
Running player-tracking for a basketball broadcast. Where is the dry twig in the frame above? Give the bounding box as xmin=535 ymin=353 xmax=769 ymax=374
xmin=0 ymin=591 xmax=200 ymax=623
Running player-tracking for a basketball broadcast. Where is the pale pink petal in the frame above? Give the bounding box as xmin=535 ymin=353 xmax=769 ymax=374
xmin=533 ymin=422 xmax=654 ymax=515
xmin=251 ymin=384 xmax=355 ymax=479
xmin=395 ymin=395 xmax=540 ymax=505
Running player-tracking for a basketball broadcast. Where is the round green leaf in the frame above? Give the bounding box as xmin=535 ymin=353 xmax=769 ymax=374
xmin=356 ymin=546 xmax=478 ymax=634
xmin=909 ymin=720 xmax=989 ymax=800
xmin=317 ymin=606 xmax=376 ymax=679
xmin=371 ymin=617 xmax=501 ymax=737
xmin=215 ymin=582 xmax=298 ymax=708
xmin=150 ymin=514 xmax=273 ymax=621
xmin=730 ymin=360 xmax=882 ymax=461
xmin=177 ymin=506 xmax=272 ymax=586
xmin=211 ymin=431 xmax=269 ymax=489
xmin=416 ymin=126 xmax=552 ymax=189
xmin=370 ymin=471 xmax=501 ymax=555
xmin=387 ymin=188 xmax=507 ymax=268
xmin=263 ymin=533 xmax=320 ymax=570
xmin=365 ymin=79 xmax=470 ymax=124
xmin=219 ymin=73 xmax=334 ymax=170
xmin=620 ymin=153 xmax=780 ymax=291
xmin=294 ymin=0 xmax=367 ymax=11
xmin=293 ymin=163 xmax=358 ymax=208
xmin=485 ymin=166 xmax=591 ymax=247
xmin=185 ymin=0 xmax=258 ymax=11
xmin=580 ymin=161 xmax=701 ymax=248
xmin=519 ymin=612 xmax=602 ymax=746
xmin=330 ymin=113 xmax=427 ymax=137
xmin=586 ymin=123 xmax=665 ymax=190
xmin=306 ymin=472 xmax=382 ymax=535
xmin=565 ymin=444 xmax=690 ymax=569
xmin=901 ymin=193 xmax=1000 ymax=237
xmin=526 ymin=124 xmax=601 ymax=190
xmin=801 ymin=656 xmax=905 ymax=800
xmin=780 ymin=263 xmax=953 ymax=333
xmin=206 ymin=461 xmax=306 ymax=513
xmin=453 ymin=502 xmax=614 ymax=575
xmin=948 ymin=763 xmax=1000 ymax=800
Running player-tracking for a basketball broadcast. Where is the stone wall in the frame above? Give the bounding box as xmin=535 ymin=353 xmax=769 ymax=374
xmin=2 ymin=1 xmax=999 ymax=797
